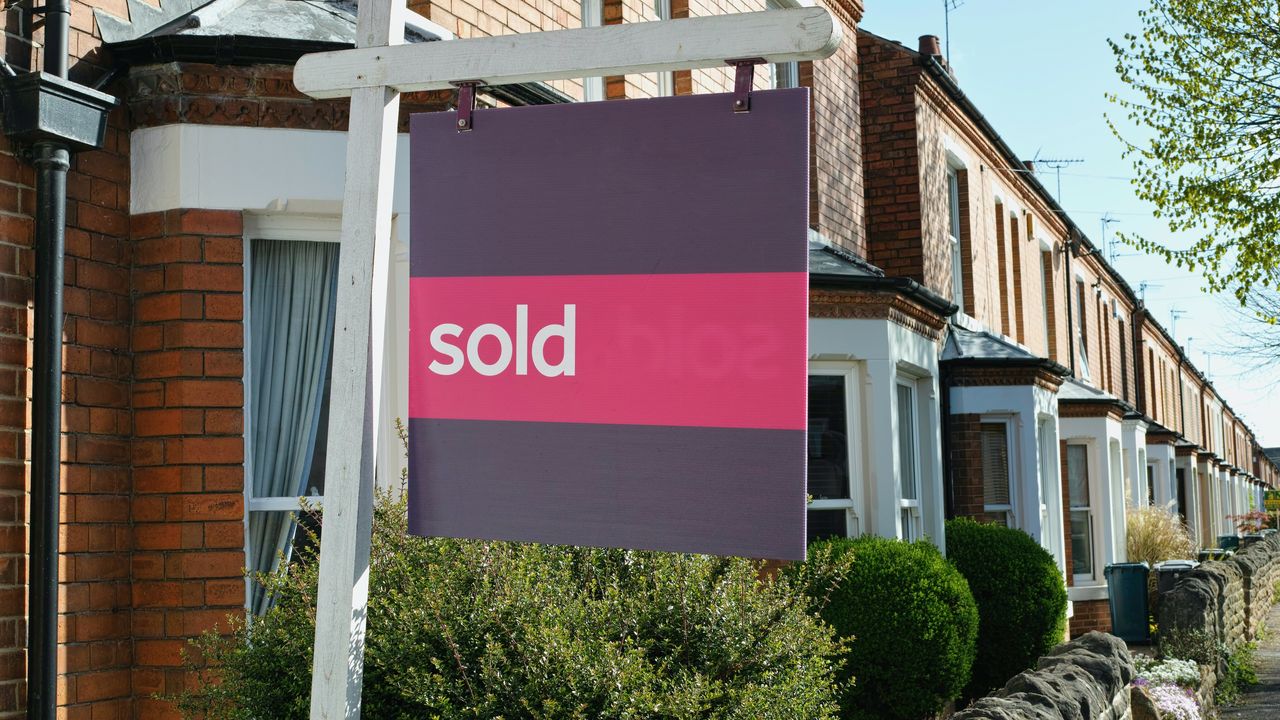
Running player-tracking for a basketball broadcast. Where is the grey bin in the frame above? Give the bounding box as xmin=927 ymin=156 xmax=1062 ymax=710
xmin=1154 ymin=560 xmax=1199 ymax=595
xmin=1104 ymin=562 xmax=1150 ymax=643
xmin=1198 ymin=548 xmax=1232 ymax=562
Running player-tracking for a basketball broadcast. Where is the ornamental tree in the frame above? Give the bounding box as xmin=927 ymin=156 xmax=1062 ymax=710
xmin=1108 ymin=0 xmax=1280 ymax=305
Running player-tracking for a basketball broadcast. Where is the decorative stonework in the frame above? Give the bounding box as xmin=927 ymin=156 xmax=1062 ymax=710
xmin=809 ymin=287 xmax=948 ymax=341
xmin=125 ymin=62 xmax=456 ymax=132
xmin=947 ymin=365 xmax=1063 ymax=392
xmin=1059 ymin=401 xmax=1124 ymax=421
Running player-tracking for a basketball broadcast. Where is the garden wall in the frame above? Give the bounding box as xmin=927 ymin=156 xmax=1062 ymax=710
xmin=1158 ymin=534 xmax=1280 ymax=667
xmin=953 ymin=632 xmax=1135 ymax=720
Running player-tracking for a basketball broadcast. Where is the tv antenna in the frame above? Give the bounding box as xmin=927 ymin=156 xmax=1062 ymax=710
xmin=1170 ymin=308 xmax=1188 ymax=342
xmin=943 ymin=0 xmax=964 ymax=60
xmin=1101 ymin=213 xmax=1121 ymax=263
xmin=1033 ymin=156 xmax=1084 ymax=203
xmin=1138 ymin=281 xmax=1162 ymax=302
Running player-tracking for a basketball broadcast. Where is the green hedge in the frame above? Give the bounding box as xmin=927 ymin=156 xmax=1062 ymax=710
xmin=792 ymin=536 xmax=978 ymax=720
xmin=174 ymin=489 xmax=845 ymax=720
xmin=945 ymin=518 xmax=1068 ymax=698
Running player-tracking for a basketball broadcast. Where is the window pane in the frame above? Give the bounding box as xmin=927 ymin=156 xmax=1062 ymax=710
xmin=900 ymin=507 xmax=917 ymax=542
xmin=807 ymin=509 xmax=848 ymax=543
xmin=1071 ymin=510 xmax=1094 ymax=576
xmin=947 ymin=169 xmax=961 ymax=239
xmin=1146 ymin=464 xmax=1155 ymax=506
xmin=1067 ymin=445 xmax=1089 ymax=507
xmin=808 ymin=375 xmax=850 ymax=500
xmin=897 ymin=383 xmax=918 ymax=500
xmin=981 ymin=423 xmax=1010 ymax=506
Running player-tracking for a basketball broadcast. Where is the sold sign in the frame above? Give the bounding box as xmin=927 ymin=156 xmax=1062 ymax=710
xmin=408 ymin=90 xmax=810 ymax=560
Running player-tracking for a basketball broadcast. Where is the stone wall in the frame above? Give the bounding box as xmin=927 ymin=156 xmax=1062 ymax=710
xmin=954 ymin=632 xmax=1135 ymax=720
xmin=1158 ymin=534 xmax=1280 ymax=668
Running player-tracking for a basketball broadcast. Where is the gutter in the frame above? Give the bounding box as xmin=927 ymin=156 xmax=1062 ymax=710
xmin=809 ymin=272 xmax=959 ymax=318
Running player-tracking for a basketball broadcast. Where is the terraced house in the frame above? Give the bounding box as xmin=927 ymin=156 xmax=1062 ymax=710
xmin=0 ymin=0 xmax=1273 ymax=716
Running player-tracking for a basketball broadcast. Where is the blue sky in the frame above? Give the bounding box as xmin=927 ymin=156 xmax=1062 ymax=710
xmin=861 ymin=0 xmax=1280 ymax=446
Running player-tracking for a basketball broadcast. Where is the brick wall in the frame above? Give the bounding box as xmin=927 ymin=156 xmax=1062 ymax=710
xmin=859 ymin=32 xmax=925 ymax=282
xmin=948 ymin=413 xmax=1003 ymax=524
xmin=0 ymin=130 xmax=34 ymax=718
xmin=1070 ymin=598 xmax=1112 ymax=637
xmin=129 ymin=210 xmax=246 ymax=719
xmin=59 ymin=111 xmax=137 ymax=718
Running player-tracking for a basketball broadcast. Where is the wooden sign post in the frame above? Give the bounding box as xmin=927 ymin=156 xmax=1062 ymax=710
xmin=293 ymin=4 xmax=841 ymax=718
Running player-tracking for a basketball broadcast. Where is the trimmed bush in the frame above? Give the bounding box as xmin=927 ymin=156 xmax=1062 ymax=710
xmin=945 ymin=518 xmax=1068 ymax=698
xmin=175 ymin=489 xmax=845 ymax=719
xmin=791 ymin=536 xmax=978 ymax=720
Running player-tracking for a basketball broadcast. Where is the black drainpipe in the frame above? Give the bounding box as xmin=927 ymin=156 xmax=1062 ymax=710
xmin=1063 ymin=232 xmax=1076 ymax=377
xmin=30 ymin=1 xmax=72 ymax=717
xmin=0 ymin=1 xmax=115 ymax=716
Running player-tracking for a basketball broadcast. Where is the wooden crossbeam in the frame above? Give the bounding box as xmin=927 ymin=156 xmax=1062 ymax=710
xmin=294 ymin=7 xmax=841 ymax=99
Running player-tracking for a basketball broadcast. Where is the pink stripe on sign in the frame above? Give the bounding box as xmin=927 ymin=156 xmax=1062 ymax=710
xmin=409 ymin=272 xmax=807 ymax=431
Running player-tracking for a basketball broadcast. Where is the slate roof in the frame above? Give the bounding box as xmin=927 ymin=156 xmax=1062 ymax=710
xmin=941 ymin=326 xmax=1040 ymax=363
xmin=96 ymin=0 xmax=445 ymax=45
xmin=807 ymin=237 xmax=882 ymax=278
xmin=1057 ymin=378 xmax=1121 ymax=403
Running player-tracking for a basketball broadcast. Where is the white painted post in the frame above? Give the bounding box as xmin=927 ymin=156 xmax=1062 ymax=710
xmin=308 ymin=0 xmax=403 ymax=716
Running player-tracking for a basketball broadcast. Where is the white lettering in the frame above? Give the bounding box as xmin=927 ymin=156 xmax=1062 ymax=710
xmin=427 ymin=305 xmax=576 ymax=377
xmin=428 ymin=323 xmax=464 ymax=375
xmin=466 ymin=323 xmax=514 ymax=376
xmin=533 ymin=304 xmax=576 ymax=377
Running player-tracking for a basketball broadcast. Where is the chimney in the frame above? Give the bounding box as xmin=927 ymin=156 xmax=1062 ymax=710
xmin=918 ymin=35 xmax=942 ymax=58
xmin=1023 ymin=160 xmax=1035 ymax=172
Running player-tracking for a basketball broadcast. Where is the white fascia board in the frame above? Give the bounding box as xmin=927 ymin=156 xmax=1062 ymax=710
xmin=130 ymin=124 xmax=415 ymax=218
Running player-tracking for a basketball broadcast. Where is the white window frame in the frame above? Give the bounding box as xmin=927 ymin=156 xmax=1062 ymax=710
xmin=807 ymin=362 xmax=864 ymax=538
xmin=581 ymin=0 xmax=605 ymax=101
xmin=896 ymin=377 xmax=923 ymax=542
xmin=242 ymin=214 xmax=342 ymax=609
xmin=980 ymin=416 xmax=1016 ymax=527
xmin=1066 ymin=441 xmax=1102 ymax=584
xmin=1075 ymin=277 xmax=1091 ymax=379
xmin=946 ymin=164 xmax=965 ymax=313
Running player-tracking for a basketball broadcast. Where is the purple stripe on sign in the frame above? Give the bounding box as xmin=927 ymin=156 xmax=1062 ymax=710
xmin=407 ymin=418 xmax=807 ymax=560
xmin=409 ymin=88 xmax=809 ymax=278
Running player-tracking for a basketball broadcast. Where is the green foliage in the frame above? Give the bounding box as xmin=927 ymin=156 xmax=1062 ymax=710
xmin=1216 ymin=642 xmax=1259 ymax=706
xmin=1127 ymin=504 xmax=1197 ymax=567
xmin=174 ymin=490 xmax=844 ymax=720
xmin=944 ymin=519 xmax=1068 ymax=699
xmin=790 ymin=536 xmax=978 ymax=720
xmin=1108 ymin=1 xmax=1280 ymax=304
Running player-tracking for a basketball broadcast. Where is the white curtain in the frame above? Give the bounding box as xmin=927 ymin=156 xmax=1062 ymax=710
xmin=248 ymin=239 xmax=339 ymax=613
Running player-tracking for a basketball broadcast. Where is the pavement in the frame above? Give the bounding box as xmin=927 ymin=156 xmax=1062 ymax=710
xmin=1220 ymin=602 xmax=1280 ymax=719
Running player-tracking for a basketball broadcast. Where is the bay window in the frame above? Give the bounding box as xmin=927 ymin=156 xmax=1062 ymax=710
xmin=1067 ymin=443 xmax=1095 ymax=582
xmin=981 ymin=420 xmax=1014 ymax=526
xmin=807 ymin=364 xmax=861 ymax=541
xmin=897 ymin=379 xmax=922 ymax=541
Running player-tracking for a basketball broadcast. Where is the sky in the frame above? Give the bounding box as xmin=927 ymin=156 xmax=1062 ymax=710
xmin=861 ymin=0 xmax=1280 ymax=447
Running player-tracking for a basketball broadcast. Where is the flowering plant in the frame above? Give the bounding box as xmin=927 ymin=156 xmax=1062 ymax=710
xmin=1146 ymin=682 xmax=1201 ymax=720
xmin=1133 ymin=653 xmax=1200 ymax=687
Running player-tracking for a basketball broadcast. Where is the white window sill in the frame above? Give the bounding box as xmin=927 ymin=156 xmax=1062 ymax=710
xmin=1067 ymin=583 xmax=1109 ymax=602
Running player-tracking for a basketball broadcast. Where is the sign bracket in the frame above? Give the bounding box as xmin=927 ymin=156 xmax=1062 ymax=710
xmin=451 ymin=80 xmax=480 ymax=131
xmin=729 ymin=58 xmax=765 ymax=113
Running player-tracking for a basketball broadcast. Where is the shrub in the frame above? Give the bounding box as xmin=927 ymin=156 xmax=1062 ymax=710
xmin=175 ymin=490 xmax=845 ymax=719
xmin=1127 ymin=504 xmax=1196 ymax=566
xmin=790 ymin=536 xmax=978 ymax=720
xmin=945 ymin=518 xmax=1068 ymax=698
